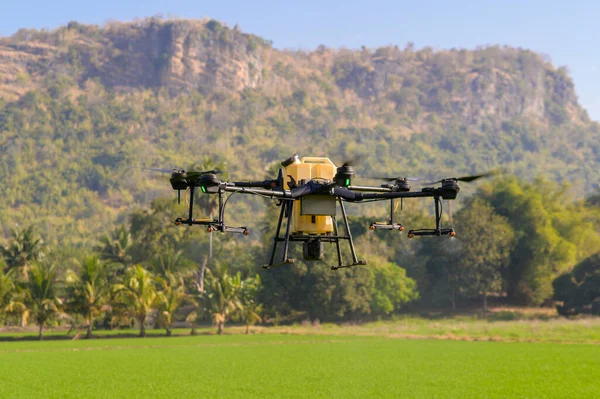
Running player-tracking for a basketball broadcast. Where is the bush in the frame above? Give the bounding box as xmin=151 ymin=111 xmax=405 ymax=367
xmin=553 ymin=253 xmax=600 ymax=316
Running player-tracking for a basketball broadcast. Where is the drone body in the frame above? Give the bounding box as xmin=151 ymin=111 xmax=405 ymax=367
xmin=282 ymin=155 xmax=336 ymax=235
xmin=143 ymin=154 xmax=498 ymax=270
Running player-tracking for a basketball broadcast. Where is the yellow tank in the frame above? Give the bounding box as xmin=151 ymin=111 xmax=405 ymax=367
xmin=283 ymin=157 xmax=336 ymax=234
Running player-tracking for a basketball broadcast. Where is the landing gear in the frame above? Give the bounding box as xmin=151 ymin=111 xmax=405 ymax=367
xmin=173 ymin=186 xmax=248 ymax=234
xmin=407 ymin=196 xmax=457 ymax=238
xmin=262 ymin=199 xmax=366 ymax=270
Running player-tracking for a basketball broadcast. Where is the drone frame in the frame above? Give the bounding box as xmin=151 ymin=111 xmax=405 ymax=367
xmin=171 ymin=168 xmax=459 ymax=270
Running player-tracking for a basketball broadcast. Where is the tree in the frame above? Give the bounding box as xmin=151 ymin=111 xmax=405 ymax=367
xmin=156 ymin=273 xmax=193 ymax=336
xmin=553 ymin=253 xmax=600 ymax=316
xmin=204 ymin=264 xmax=241 ymax=335
xmin=369 ymin=258 xmax=419 ymax=315
xmin=23 ymin=263 xmax=63 ymax=340
xmin=113 ymin=265 xmax=158 ymax=337
xmin=0 ymin=266 xmax=15 ymax=323
xmin=453 ymin=198 xmax=515 ymax=311
xmin=480 ymin=177 xmax=584 ymax=305
xmin=150 ymin=245 xmax=195 ymax=278
xmin=0 ymin=226 xmax=45 ymax=279
xmin=95 ymin=225 xmax=133 ymax=276
xmin=238 ymin=274 xmax=263 ymax=334
xmin=419 ymin=237 xmax=464 ymax=310
xmin=65 ymin=255 xmax=111 ymax=338
xmin=127 ymin=199 xmax=187 ymax=265
xmin=257 ymin=201 xmax=375 ymax=321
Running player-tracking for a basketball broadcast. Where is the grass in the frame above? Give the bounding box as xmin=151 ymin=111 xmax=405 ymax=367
xmin=269 ymin=316 xmax=600 ymax=344
xmin=0 ymin=334 xmax=598 ymax=398
xmin=2 ymin=313 xmax=600 ymax=344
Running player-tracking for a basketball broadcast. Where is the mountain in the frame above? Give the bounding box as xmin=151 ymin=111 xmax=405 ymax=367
xmin=0 ymin=17 xmax=599 ymax=246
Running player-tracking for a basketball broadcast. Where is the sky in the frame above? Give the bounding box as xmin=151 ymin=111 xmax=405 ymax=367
xmin=2 ymin=0 xmax=599 ymax=120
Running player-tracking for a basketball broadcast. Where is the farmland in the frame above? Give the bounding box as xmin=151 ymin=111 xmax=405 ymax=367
xmin=0 ymin=332 xmax=598 ymax=398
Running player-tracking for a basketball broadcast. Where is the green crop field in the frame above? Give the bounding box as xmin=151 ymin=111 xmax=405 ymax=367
xmin=0 ymin=334 xmax=598 ymax=398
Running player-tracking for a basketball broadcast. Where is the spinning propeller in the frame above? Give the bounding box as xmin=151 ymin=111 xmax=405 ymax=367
xmin=367 ymin=176 xmax=421 ymax=193
xmin=369 ymin=176 xmax=422 ymax=182
xmin=424 ymin=170 xmax=501 ymax=186
xmin=137 ymin=166 xmax=223 ymax=176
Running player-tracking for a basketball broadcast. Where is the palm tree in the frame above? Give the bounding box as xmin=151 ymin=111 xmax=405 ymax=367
xmin=24 ymin=263 xmax=62 ymax=340
xmin=113 ymin=265 xmax=158 ymax=337
xmin=95 ymin=225 xmax=132 ymax=276
xmin=0 ymin=267 xmax=16 ymax=322
xmin=156 ymin=273 xmax=194 ymax=336
xmin=204 ymin=264 xmax=241 ymax=335
xmin=65 ymin=255 xmax=111 ymax=338
xmin=239 ymin=274 xmax=263 ymax=334
xmin=0 ymin=225 xmax=45 ymax=279
xmin=150 ymin=246 xmax=195 ymax=278
xmin=4 ymin=287 xmax=29 ymax=327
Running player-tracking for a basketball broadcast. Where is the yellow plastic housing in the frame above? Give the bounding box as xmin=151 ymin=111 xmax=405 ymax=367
xmin=284 ymin=157 xmax=336 ymax=234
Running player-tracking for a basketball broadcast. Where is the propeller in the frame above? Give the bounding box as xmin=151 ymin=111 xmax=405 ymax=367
xmin=189 ymin=169 xmax=223 ymax=176
xmin=135 ymin=166 xmax=184 ymax=174
xmin=366 ymin=175 xmax=420 ymax=193
xmin=369 ymin=176 xmax=421 ymax=182
xmin=340 ymin=159 xmax=358 ymax=167
xmin=424 ymin=169 xmax=502 ymax=186
xmin=136 ymin=166 xmax=223 ymax=175
xmin=337 ymin=153 xmax=364 ymax=168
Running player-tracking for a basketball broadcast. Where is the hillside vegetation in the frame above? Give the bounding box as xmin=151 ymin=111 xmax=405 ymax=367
xmin=0 ymin=18 xmax=599 ymax=328
xmin=1 ymin=17 xmax=599 ymax=245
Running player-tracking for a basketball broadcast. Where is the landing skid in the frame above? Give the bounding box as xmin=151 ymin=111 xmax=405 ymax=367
xmin=331 ymin=260 xmax=367 ymax=271
xmin=407 ymin=228 xmax=455 ymax=238
xmin=406 ymin=195 xmax=456 ymax=238
xmin=173 ymin=186 xmax=248 ymax=234
xmin=262 ymin=258 xmax=295 ymax=270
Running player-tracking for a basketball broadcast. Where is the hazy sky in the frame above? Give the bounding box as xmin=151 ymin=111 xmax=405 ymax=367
xmin=2 ymin=0 xmax=599 ymax=120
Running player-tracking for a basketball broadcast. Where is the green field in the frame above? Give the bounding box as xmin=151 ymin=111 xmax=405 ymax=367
xmin=0 ymin=334 xmax=598 ymax=398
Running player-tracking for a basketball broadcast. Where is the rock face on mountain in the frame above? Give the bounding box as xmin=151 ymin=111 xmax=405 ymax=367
xmin=98 ymin=20 xmax=267 ymax=93
xmin=1 ymin=19 xmax=269 ymax=97
xmin=330 ymin=45 xmax=585 ymax=126
xmin=0 ymin=18 xmax=589 ymax=127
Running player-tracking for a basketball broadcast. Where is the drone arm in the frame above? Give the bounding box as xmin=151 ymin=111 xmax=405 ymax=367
xmin=230 ymin=180 xmax=278 ymax=189
xmin=359 ymin=191 xmax=437 ymax=200
xmin=334 ymin=187 xmax=438 ymax=202
xmin=355 ymin=185 xmax=459 ymax=201
xmin=347 ymin=185 xmax=392 ymax=193
xmin=222 ymin=185 xmax=289 ymax=198
xmin=332 ymin=187 xmax=364 ymax=201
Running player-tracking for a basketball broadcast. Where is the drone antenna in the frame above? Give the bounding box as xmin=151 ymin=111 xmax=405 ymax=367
xmin=276 ymin=168 xmax=284 ymax=189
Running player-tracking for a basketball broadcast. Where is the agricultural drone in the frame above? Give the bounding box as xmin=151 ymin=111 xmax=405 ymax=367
xmin=144 ymin=155 xmax=496 ymax=270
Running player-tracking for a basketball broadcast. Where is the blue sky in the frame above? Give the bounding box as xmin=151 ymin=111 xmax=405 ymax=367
xmin=2 ymin=0 xmax=599 ymax=120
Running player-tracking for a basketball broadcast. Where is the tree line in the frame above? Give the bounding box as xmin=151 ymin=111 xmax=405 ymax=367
xmin=0 ymin=175 xmax=599 ymax=340
xmin=0 ymin=224 xmax=262 ymax=340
